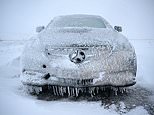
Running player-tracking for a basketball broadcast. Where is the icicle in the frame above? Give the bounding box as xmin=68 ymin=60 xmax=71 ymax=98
xmin=48 ymin=85 xmax=50 ymax=90
xmin=125 ymin=88 xmax=128 ymax=93
xmin=31 ymin=86 xmax=35 ymax=93
xmin=121 ymin=88 xmax=124 ymax=93
xmin=35 ymin=87 xmax=40 ymax=94
xmin=79 ymin=80 xmax=82 ymax=85
xmin=119 ymin=87 xmax=124 ymax=94
xmin=58 ymin=86 xmax=61 ymax=96
xmin=60 ymin=87 xmax=63 ymax=96
xmin=90 ymin=89 xmax=93 ymax=97
xmin=58 ymin=86 xmax=60 ymax=96
xmin=28 ymin=86 xmax=33 ymax=93
xmin=119 ymin=87 xmax=121 ymax=93
xmin=111 ymin=87 xmax=118 ymax=95
xmin=33 ymin=86 xmax=36 ymax=94
xmin=87 ymin=80 xmax=89 ymax=84
xmin=101 ymin=87 xmax=105 ymax=91
xmin=49 ymin=85 xmax=52 ymax=90
xmin=53 ymin=86 xmax=56 ymax=95
xmin=29 ymin=86 xmax=32 ymax=93
xmin=27 ymin=86 xmax=30 ymax=93
xmin=110 ymin=86 xmax=113 ymax=90
xmin=72 ymin=88 xmax=74 ymax=96
xmin=84 ymin=80 xmax=86 ymax=85
xmin=85 ymin=80 xmax=87 ymax=85
xmin=54 ymin=86 xmax=57 ymax=96
xmin=75 ymin=88 xmax=77 ymax=96
xmin=58 ymin=86 xmax=60 ymax=95
xmin=70 ymin=87 xmax=72 ymax=96
xmin=60 ymin=87 xmax=64 ymax=96
xmin=87 ymin=80 xmax=89 ymax=85
xmin=100 ymin=87 xmax=102 ymax=91
xmin=79 ymin=88 xmax=83 ymax=93
xmin=81 ymin=88 xmax=84 ymax=93
xmin=84 ymin=87 xmax=86 ymax=93
xmin=38 ymin=87 xmax=41 ymax=94
xmin=96 ymin=87 xmax=99 ymax=94
xmin=63 ymin=87 xmax=66 ymax=93
xmin=67 ymin=86 xmax=70 ymax=96
xmin=70 ymin=88 xmax=72 ymax=96
xmin=90 ymin=79 xmax=92 ymax=84
xmin=89 ymin=87 xmax=95 ymax=97
xmin=60 ymin=86 xmax=63 ymax=96
xmin=114 ymin=88 xmax=118 ymax=95
xmin=75 ymin=88 xmax=78 ymax=97
xmin=55 ymin=86 xmax=59 ymax=96
xmin=93 ymin=87 xmax=96 ymax=95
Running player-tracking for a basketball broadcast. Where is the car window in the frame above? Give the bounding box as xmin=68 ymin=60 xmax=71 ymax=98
xmin=51 ymin=16 xmax=106 ymax=28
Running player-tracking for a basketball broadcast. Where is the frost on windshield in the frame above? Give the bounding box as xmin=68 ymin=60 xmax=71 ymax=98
xmin=50 ymin=15 xmax=106 ymax=28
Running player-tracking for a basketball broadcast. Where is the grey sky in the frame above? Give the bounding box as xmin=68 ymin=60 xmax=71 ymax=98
xmin=0 ymin=0 xmax=154 ymax=39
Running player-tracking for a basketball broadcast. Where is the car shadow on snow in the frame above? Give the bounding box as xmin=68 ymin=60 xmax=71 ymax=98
xmin=35 ymin=85 xmax=154 ymax=115
xmin=99 ymin=86 xmax=154 ymax=115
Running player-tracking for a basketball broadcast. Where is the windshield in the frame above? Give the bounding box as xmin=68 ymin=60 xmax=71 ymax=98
xmin=51 ymin=15 xmax=106 ymax=28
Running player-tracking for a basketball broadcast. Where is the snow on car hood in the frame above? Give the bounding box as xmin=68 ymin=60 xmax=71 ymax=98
xmin=38 ymin=27 xmax=132 ymax=51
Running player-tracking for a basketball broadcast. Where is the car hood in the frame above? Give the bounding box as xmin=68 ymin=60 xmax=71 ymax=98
xmin=38 ymin=27 xmax=132 ymax=51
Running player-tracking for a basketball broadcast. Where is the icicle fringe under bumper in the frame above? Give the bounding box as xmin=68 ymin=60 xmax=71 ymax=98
xmin=23 ymin=84 xmax=131 ymax=97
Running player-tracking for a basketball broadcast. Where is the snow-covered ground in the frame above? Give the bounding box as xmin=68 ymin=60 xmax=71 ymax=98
xmin=0 ymin=39 xmax=154 ymax=115
xmin=1 ymin=0 xmax=154 ymax=114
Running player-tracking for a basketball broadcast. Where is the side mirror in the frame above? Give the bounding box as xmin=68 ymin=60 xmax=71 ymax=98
xmin=36 ymin=26 xmax=45 ymax=33
xmin=114 ymin=26 xmax=122 ymax=32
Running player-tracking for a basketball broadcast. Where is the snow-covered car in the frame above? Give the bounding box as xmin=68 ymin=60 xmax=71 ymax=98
xmin=20 ymin=14 xmax=137 ymax=96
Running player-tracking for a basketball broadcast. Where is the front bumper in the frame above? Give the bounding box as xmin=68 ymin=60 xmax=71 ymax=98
xmin=21 ymin=70 xmax=136 ymax=87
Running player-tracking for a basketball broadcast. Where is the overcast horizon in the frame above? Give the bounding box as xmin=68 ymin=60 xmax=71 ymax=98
xmin=0 ymin=0 xmax=154 ymax=40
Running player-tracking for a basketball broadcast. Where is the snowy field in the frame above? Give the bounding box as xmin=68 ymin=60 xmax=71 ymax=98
xmin=1 ymin=0 xmax=154 ymax=114
xmin=0 ymin=38 xmax=154 ymax=115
